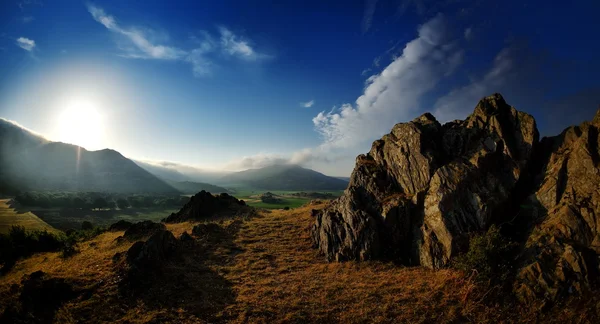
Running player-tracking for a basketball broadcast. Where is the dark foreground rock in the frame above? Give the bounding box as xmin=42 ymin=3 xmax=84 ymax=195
xmin=109 ymin=220 xmax=133 ymax=231
xmin=122 ymin=221 xmax=166 ymax=240
xmin=311 ymin=93 xmax=600 ymax=302
xmin=0 ymin=271 xmax=80 ymax=323
xmin=127 ymin=230 xmax=179 ymax=268
xmin=163 ymin=190 xmax=253 ymax=223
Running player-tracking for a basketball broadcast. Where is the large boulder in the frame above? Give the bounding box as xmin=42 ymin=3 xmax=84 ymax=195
xmin=126 ymin=230 xmax=179 ymax=268
xmin=122 ymin=220 xmax=166 ymax=240
xmin=312 ymin=93 xmax=539 ymax=267
xmin=163 ymin=190 xmax=252 ymax=223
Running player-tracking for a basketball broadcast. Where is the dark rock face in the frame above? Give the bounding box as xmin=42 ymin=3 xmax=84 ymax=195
xmin=312 ymin=94 xmax=538 ymax=266
xmin=126 ymin=230 xmax=179 ymax=268
xmin=163 ymin=190 xmax=252 ymax=223
xmin=122 ymin=221 xmax=166 ymax=240
xmin=515 ymin=110 xmax=600 ymax=301
xmin=109 ymin=220 xmax=133 ymax=231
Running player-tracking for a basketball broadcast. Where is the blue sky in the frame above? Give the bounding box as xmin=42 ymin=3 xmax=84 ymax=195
xmin=0 ymin=0 xmax=599 ymax=177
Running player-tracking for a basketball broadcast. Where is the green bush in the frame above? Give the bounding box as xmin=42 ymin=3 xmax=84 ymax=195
xmin=453 ymin=225 xmax=517 ymax=284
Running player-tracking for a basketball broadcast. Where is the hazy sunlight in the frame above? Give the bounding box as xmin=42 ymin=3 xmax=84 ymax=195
xmin=54 ymin=99 xmax=104 ymax=150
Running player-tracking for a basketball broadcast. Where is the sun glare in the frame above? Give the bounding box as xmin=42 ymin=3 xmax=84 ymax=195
xmin=55 ymin=99 xmax=105 ymax=150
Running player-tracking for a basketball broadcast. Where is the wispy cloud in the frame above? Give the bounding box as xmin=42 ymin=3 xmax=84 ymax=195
xmin=16 ymin=37 xmax=35 ymax=51
xmin=464 ymin=27 xmax=473 ymax=40
xmin=88 ymin=5 xmax=185 ymax=60
xmin=22 ymin=16 xmax=34 ymax=23
xmin=87 ymin=4 xmax=271 ymax=77
xmin=219 ymin=27 xmax=255 ymax=59
xmin=301 ymin=100 xmax=315 ymax=108
xmin=18 ymin=0 xmax=42 ymax=10
xmin=361 ymin=0 xmax=379 ymax=34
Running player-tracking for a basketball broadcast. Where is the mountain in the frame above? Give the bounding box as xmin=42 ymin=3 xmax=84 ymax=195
xmin=311 ymin=93 xmax=600 ymax=303
xmin=134 ymin=160 xmax=191 ymax=182
xmin=165 ymin=180 xmax=230 ymax=194
xmin=0 ymin=118 xmax=178 ymax=194
xmin=219 ymin=164 xmax=348 ymax=191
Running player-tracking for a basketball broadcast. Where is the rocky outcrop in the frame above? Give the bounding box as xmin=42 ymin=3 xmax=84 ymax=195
xmin=312 ymin=93 xmax=539 ymax=267
xmin=163 ymin=190 xmax=252 ymax=223
xmin=515 ymin=109 xmax=600 ymax=301
xmin=127 ymin=230 xmax=179 ymax=268
xmin=312 ymin=93 xmax=600 ymax=303
xmin=122 ymin=221 xmax=166 ymax=240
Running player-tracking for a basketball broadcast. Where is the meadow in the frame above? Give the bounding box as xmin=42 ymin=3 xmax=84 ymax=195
xmin=1 ymin=202 xmax=595 ymax=323
xmin=29 ymin=207 xmax=178 ymax=231
xmin=0 ymin=199 xmax=57 ymax=234
xmin=229 ymin=189 xmax=343 ymax=209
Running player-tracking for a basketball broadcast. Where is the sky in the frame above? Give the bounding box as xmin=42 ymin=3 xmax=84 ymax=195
xmin=0 ymin=0 xmax=599 ymax=177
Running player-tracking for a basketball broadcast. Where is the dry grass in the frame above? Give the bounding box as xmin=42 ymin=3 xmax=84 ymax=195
xmin=1 ymin=203 xmax=599 ymax=323
xmin=0 ymin=198 xmax=57 ymax=234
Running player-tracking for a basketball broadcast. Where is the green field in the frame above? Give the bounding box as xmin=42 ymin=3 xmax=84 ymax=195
xmin=229 ymin=189 xmax=343 ymax=209
xmin=0 ymin=199 xmax=57 ymax=234
xmin=30 ymin=207 xmax=178 ymax=231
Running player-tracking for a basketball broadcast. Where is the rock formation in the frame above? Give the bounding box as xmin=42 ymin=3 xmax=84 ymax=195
xmin=311 ymin=93 xmax=600 ymax=301
xmin=515 ymin=109 xmax=600 ymax=301
xmin=163 ymin=190 xmax=252 ymax=223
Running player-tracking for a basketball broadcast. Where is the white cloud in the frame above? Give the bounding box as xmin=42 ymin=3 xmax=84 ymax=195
xmin=433 ymin=46 xmax=516 ymax=122
xmin=22 ymin=16 xmax=34 ymax=23
xmin=361 ymin=0 xmax=379 ymax=34
xmin=312 ymin=14 xmax=463 ymax=150
xmin=16 ymin=37 xmax=35 ymax=51
xmin=219 ymin=27 xmax=254 ymax=58
xmin=87 ymin=5 xmax=270 ymax=77
xmin=464 ymin=27 xmax=473 ymax=40
xmin=88 ymin=5 xmax=185 ymax=60
xmin=301 ymin=100 xmax=315 ymax=108
xmin=224 ymin=153 xmax=289 ymax=170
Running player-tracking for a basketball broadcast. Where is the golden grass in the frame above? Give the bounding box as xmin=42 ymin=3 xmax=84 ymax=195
xmin=0 ymin=198 xmax=57 ymax=234
xmin=1 ymin=203 xmax=599 ymax=323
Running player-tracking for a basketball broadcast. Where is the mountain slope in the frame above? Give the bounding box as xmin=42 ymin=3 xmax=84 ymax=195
xmin=166 ymin=180 xmax=230 ymax=194
xmin=219 ymin=164 xmax=348 ymax=191
xmin=0 ymin=119 xmax=178 ymax=194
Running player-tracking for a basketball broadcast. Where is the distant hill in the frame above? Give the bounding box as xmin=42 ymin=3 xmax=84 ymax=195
xmin=166 ymin=180 xmax=230 ymax=194
xmin=219 ymin=164 xmax=348 ymax=191
xmin=0 ymin=118 xmax=178 ymax=194
xmin=134 ymin=160 xmax=191 ymax=182
xmin=334 ymin=177 xmax=350 ymax=182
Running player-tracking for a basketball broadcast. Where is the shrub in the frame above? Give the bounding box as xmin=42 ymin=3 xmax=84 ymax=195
xmin=81 ymin=221 xmax=94 ymax=231
xmin=453 ymin=225 xmax=517 ymax=285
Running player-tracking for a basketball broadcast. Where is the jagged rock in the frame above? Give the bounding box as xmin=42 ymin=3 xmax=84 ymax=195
xmin=122 ymin=221 xmax=166 ymax=240
xmin=312 ymin=94 xmax=539 ymax=267
xmin=163 ymin=190 xmax=252 ymax=223
xmin=515 ymin=109 xmax=600 ymax=301
xmin=126 ymin=230 xmax=179 ymax=267
xmin=109 ymin=220 xmax=133 ymax=231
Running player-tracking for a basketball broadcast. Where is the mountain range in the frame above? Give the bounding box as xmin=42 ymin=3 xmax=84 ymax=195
xmin=218 ymin=164 xmax=348 ymax=191
xmin=0 ymin=118 xmax=347 ymax=194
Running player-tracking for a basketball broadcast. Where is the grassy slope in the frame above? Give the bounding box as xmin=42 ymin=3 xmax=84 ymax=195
xmin=1 ymin=203 xmax=597 ymax=323
xmin=30 ymin=207 xmax=178 ymax=230
xmin=0 ymin=199 xmax=57 ymax=234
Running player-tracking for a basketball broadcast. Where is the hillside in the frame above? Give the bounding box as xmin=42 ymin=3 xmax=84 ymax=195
xmin=0 ymin=119 xmax=178 ymax=194
xmin=166 ymin=180 xmax=230 ymax=194
xmin=1 ymin=203 xmax=596 ymax=323
xmin=219 ymin=164 xmax=348 ymax=191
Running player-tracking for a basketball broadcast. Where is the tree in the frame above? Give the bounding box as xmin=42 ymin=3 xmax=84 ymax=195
xmin=92 ymin=197 xmax=108 ymax=210
xmin=81 ymin=221 xmax=94 ymax=231
xmin=116 ymin=198 xmax=130 ymax=210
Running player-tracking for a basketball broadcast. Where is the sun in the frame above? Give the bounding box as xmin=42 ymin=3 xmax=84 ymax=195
xmin=55 ymin=99 xmax=105 ymax=150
